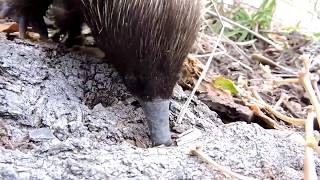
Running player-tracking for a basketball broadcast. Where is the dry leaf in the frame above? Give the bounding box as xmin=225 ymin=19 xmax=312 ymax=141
xmin=26 ymin=32 xmax=41 ymax=41
xmin=178 ymin=56 xmax=204 ymax=89
xmin=0 ymin=22 xmax=19 ymax=33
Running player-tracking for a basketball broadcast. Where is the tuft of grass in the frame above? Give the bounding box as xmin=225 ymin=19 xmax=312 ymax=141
xmin=314 ymin=32 xmax=320 ymax=40
xmin=225 ymin=0 xmax=276 ymax=41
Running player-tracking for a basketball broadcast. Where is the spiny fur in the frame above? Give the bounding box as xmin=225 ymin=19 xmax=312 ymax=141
xmin=80 ymin=0 xmax=202 ymax=101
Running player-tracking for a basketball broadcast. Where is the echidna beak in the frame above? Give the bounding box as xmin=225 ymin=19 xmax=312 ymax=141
xmin=140 ymin=99 xmax=172 ymax=146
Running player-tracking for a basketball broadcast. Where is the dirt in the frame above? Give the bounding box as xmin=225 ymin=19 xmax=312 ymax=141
xmin=0 ymin=34 xmax=319 ymax=179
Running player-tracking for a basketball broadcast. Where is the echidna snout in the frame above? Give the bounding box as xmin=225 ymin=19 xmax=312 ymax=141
xmin=140 ymin=99 xmax=172 ymax=146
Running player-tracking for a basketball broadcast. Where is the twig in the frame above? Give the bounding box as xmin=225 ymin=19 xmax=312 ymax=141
xmin=251 ymin=54 xmax=295 ymax=74
xmin=191 ymin=50 xmax=226 ymax=58
xmin=304 ymin=112 xmax=317 ymax=180
xmin=249 ymin=104 xmax=281 ymax=129
xmin=224 ymin=53 xmax=254 ymax=73
xmin=273 ymin=78 xmax=299 ymax=87
xmin=299 ymin=57 xmax=320 ymax=129
xmin=282 ymin=101 xmax=302 ymax=119
xmin=234 ymin=39 xmax=257 ymax=46
xmin=176 ymin=129 xmax=202 ymax=146
xmin=224 ymin=37 xmax=252 ymax=61
xmin=250 ymin=89 xmax=305 ymax=126
xmin=190 ymin=146 xmax=255 ymax=180
xmin=273 ymin=93 xmax=289 ymax=110
xmin=311 ymin=78 xmax=320 ymax=102
xmin=177 ymin=4 xmax=225 ymax=124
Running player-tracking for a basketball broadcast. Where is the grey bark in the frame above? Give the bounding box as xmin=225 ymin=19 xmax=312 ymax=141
xmin=0 ymin=35 xmax=319 ymax=179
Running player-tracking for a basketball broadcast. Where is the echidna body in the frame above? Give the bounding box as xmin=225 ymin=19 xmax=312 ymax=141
xmin=80 ymin=0 xmax=202 ymax=145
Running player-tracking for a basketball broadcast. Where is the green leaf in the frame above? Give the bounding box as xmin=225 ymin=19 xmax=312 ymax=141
xmin=314 ymin=32 xmax=320 ymax=39
xmin=213 ymin=76 xmax=240 ymax=95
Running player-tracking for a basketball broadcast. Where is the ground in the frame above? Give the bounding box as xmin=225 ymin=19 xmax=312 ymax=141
xmin=0 ymin=34 xmax=319 ymax=179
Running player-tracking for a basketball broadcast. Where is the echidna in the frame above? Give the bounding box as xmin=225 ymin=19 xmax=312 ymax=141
xmin=81 ymin=0 xmax=202 ymax=145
